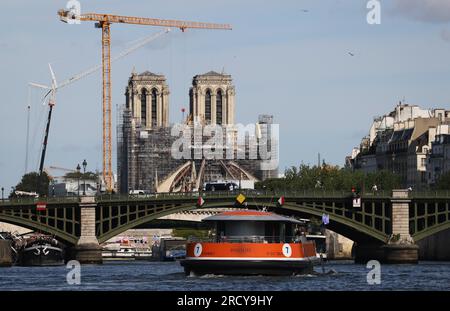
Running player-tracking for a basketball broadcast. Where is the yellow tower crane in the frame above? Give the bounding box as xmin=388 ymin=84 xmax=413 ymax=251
xmin=58 ymin=9 xmax=232 ymax=192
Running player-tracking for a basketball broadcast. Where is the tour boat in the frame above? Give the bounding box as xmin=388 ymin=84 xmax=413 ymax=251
xmin=102 ymin=237 xmax=152 ymax=260
xmin=151 ymin=238 xmax=186 ymax=261
xmin=180 ymin=210 xmax=319 ymax=276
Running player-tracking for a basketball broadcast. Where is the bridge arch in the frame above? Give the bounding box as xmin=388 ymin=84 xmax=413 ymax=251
xmin=94 ymin=197 xmax=391 ymax=245
xmin=0 ymin=194 xmax=406 ymax=247
xmin=0 ymin=203 xmax=80 ymax=245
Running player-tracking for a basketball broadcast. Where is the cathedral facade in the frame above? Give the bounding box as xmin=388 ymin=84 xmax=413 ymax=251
xmin=117 ymin=70 xmax=277 ymax=194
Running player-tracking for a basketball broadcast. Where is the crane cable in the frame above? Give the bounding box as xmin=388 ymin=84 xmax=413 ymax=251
xmin=24 ymin=86 xmax=31 ymax=174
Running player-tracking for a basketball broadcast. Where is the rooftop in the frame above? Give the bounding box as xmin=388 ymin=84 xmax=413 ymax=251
xmin=136 ymin=70 xmax=164 ymax=77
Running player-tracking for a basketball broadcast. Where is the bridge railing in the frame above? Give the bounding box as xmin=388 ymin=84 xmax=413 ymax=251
xmin=408 ymin=190 xmax=450 ymax=198
xmin=0 ymin=196 xmax=80 ymax=206
xmin=94 ymin=189 xmax=393 ymax=201
xmin=3 ymin=189 xmax=448 ymax=207
xmin=0 ymin=189 xmax=395 ymax=206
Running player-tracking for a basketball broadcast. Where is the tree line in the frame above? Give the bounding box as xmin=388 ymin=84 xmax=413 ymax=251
xmin=256 ymin=164 xmax=450 ymax=193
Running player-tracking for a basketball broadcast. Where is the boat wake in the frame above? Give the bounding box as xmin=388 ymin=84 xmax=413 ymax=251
xmin=200 ymin=274 xmax=226 ymax=279
xmin=312 ymin=268 xmax=338 ymax=276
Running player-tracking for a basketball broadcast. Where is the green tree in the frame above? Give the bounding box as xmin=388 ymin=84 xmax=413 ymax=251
xmin=256 ymin=164 xmax=401 ymax=193
xmin=64 ymin=171 xmax=99 ymax=180
xmin=11 ymin=172 xmax=49 ymax=197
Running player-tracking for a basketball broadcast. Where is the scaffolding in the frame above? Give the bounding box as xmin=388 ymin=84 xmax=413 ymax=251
xmin=117 ymin=112 xmax=279 ymax=193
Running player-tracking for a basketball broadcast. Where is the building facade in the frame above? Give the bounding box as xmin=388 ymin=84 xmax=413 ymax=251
xmin=348 ymin=103 xmax=450 ymax=189
xmin=427 ymin=134 xmax=450 ymax=186
xmin=118 ymin=70 xmax=278 ymax=194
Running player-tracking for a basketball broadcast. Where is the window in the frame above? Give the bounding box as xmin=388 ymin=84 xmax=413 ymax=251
xmin=141 ymin=89 xmax=147 ymax=127
xmin=205 ymin=89 xmax=211 ymax=123
xmin=151 ymin=89 xmax=157 ymax=126
xmin=189 ymin=89 xmax=193 ymax=116
xmin=125 ymin=90 xmax=130 ymax=109
xmin=216 ymin=90 xmax=223 ymax=125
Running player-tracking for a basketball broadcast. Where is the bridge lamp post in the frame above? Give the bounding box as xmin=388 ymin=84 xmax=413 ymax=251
xmin=76 ymin=164 xmax=81 ymax=197
xmin=361 ymin=159 xmax=367 ymax=194
xmin=82 ymin=159 xmax=87 ymax=196
xmin=1 ymin=187 xmax=4 ymax=202
xmin=392 ymin=153 xmax=396 ymax=174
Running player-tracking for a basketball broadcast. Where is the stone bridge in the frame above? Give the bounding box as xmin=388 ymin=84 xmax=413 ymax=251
xmin=1 ymin=189 xmax=450 ymax=263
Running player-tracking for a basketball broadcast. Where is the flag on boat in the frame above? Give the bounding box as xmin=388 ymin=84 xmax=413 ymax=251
xmin=277 ymin=196 xmax=285 ymax=206
xmin=322 ymin=213 xmax=330 ymax=225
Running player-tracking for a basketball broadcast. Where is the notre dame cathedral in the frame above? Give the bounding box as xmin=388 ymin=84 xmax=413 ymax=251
xmin=117 ymin=70 xmax=278 ymax=193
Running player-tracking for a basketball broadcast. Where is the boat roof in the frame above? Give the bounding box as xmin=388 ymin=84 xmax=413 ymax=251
xmin=203 ymin=210 xmax=304 ymax=224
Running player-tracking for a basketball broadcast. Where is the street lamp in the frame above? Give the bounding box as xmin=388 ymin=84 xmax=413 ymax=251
xmin=1 ymin=187 xmax=4 ymax=202
xmin=82 ymin=159 xmax=87 ymax=196
xmin=361 ymin=159 xmax=367 ymax=194
xmin=392 ymin=153 xmax=396 ymax=174
xmin=76 ymin=164 xmax=81 ymax=197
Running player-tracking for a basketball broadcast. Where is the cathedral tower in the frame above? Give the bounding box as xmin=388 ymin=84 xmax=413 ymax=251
xmin=189 ymin=71 xmax=235 ymax=125
xmin=125 ymin=70 xmax=169 ymax=128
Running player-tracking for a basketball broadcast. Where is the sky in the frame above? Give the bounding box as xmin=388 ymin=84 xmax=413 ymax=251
xmin=1 ymin=0 xmax=450 ymax=193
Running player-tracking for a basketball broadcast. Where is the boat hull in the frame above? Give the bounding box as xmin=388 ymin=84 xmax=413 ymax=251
xmin=181 ymin=241 xmax=319 ymax=276
xmin=19 ymin=245 xmax=64 ymax=266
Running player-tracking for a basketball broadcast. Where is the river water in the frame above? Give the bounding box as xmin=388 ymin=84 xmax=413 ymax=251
xmin=1 ymin=260 xmax=450 ymax=291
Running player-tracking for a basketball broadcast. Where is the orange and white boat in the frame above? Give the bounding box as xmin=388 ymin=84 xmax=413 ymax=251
xmin=180 ymin=210 xmax=319 ymax=276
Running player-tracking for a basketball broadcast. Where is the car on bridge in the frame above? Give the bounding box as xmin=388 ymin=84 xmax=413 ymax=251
xmin=203 ymin=181 xmax=239 ymax=192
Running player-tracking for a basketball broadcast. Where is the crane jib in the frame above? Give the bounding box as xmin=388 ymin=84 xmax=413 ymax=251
xmin=59 ymin=11 xmax=232 ymax=30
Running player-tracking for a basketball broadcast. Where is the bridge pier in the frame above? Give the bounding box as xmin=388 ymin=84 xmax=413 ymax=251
xmin=354 ymin=190 xmax=418 ymax=264
xmin=384 ymin=190 xmax=418 ymax=263
xmin=71 ymin=197 xmax=102 ymax=264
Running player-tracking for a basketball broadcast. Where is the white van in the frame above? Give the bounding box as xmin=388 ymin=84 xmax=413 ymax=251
xmin=129 ymin=190 xmax=145 ymax=195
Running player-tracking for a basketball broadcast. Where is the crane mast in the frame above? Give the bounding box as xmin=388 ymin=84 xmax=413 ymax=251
xmin=101 ymin=21 xmax=112 ymax=194
xmin=58 ymin=9 xmax=232 ymax=192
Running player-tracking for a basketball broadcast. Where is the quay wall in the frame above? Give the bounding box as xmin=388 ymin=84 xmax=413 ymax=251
xmin=418 ymin=227 xmax=450 ymax=260
xmin=0 ymin=240 xmax=12 ymax=267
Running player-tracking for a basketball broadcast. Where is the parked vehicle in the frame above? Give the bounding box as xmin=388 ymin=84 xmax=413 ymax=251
xmin=203 ymin=181 xmax=239 ymax=192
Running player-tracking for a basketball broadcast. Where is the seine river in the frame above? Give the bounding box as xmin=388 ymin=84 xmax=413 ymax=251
xmin=1 ymin=260 xmax=450 ymax=291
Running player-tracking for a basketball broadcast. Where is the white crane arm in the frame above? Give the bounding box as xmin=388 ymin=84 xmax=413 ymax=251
xmin=29 ymin=82 xmax=51 ymax=90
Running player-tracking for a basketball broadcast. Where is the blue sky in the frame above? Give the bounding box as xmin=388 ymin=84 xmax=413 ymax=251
xmin=1 ymin=0 xmax=450 ymax=192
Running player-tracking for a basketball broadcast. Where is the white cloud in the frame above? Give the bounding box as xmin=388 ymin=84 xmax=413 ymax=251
xmin=390 ymin=0 xmax=450 ymax=23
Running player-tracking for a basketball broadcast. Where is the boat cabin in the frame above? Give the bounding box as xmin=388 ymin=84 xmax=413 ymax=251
xmin=203 ymin=210 xmax=307 ymax=244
